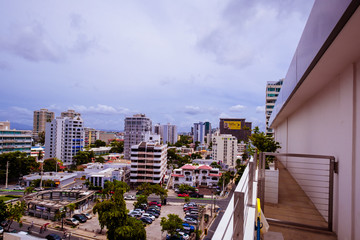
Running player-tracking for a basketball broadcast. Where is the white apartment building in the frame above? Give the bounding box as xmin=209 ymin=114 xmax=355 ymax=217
xmin=193 ymin=122 xmax=205 ymax=144
xmin=130 ymin=141 xmax=167 ymax=185
xmin=171 ymin=164 xmax=221 ymax=188
xmin=212 ymin=134 xmax=238 ymax=168
xmin=45 ymin=116 xmax=85 ymax=165
xmin=87 ymin=168 xmax=125 ymax=188
xmin=159 ymin=123 xmax=178 ymax=145
xmin=265 ymin=79 xmax=283 ymax=136
xmin=124 ymin=114 xmax=152 ymax=160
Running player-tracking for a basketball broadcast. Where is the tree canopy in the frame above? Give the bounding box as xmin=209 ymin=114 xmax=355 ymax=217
xmin=174 ymin=135 xmax=192 ymax=147
xmin=0 ymin=152 xmax=39 ymax=184
xmin=43 ymin=158 xmax=62 ymax=172
xmin=73 ymin=151 xmax=95 ymax=166
xmin=93 ymin=189 xmax=146 ymax=240
xmin=248 ymin=127 xmax=281 ymax=153
xmin=160 ymin=214 xmax=183 ymax=237
xmin=110 ymin=140 xmax=124 ymax=153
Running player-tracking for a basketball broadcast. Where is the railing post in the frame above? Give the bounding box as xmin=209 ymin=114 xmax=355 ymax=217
xmin=233 ymin=191 xmax=244 ymax=240
xmin=260 ymin=152 xmax=265 ymax=212
xmin=328 ymin=157 xmax=335 ymax=232
xmin=248 ymin=160 xmax=254 ymax=206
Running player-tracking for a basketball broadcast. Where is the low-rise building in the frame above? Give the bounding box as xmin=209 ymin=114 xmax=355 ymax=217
xmin=0 ymin=121 xmax=32 ymax=155
xmin=22 ymin=172 xmax=78 ymax=188
xmin=130 ymin=141 xmax=167 ymax=185
xmin=86 ymin=168 xmax=125 ymax=188
xmin=171 ymin=164 xmax=221 ymax=188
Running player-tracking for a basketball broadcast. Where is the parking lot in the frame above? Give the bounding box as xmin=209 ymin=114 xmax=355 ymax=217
xmin=125 ymin=200 xmax=185 ymax=240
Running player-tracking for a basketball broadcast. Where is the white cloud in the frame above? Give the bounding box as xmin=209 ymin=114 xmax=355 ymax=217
xmin=184 ymin=106 xmax=202 ymax=115
xmin=256 ymin=105 xmax=265 ymax=113
xmin=72 ymin=104 xmax=131 ymax=115
xmin=229 ymin=104 xmax=246 ymax=112
xmin=11 ymin=106 xmax=32 ymax=116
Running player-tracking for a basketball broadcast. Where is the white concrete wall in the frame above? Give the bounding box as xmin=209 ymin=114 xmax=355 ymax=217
xmin=273 ymin=61 xmax=360 ymax=240
xmin=265 ymin=169 xmax=279 ymax=204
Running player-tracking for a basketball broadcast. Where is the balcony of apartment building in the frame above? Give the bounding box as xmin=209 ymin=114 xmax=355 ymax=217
xmin=212 ymin=152 xmax=337 ymax=240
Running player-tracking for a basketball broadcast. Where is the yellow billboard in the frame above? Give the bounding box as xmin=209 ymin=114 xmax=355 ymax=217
xmin=224 ymin=121 xmax=241 ymax=130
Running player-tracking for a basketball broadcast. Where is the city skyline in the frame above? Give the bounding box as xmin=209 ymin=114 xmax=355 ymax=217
xmin=0 ymin=0 xmax=314 ymax=132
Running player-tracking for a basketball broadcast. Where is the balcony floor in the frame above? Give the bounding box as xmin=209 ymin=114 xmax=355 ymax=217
xmin=263 ymin=162 xmax=337 ymax=240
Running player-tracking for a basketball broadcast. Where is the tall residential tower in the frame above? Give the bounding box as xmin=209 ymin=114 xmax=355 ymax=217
xmin=33 ymin=109 xmax=54 ymax=139
xmin=265 ymin=79 xmax=283 ymax=136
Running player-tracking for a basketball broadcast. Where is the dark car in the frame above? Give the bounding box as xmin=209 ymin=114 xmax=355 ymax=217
xmin=189 ymin=192 xmax=204 ymax=198
xmin=148 ymin=205 xmax=161 ymax=212
xmin=46 ymin=233 xmax=62 ymax=240
xmin=73 ymin=214 xmax=87 ymax=223
xmin=166 ymin=234 xmax=184 ymax=240
xmin=140 ymin=216 xmax=152 ymax=224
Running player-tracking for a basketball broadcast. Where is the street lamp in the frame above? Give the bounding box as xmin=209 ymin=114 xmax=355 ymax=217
xmin=60 ymin=208 xmax=66 ymax=230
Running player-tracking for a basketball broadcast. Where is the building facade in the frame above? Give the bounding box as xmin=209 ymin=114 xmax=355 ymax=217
xmin=160 ymin=123 xmax=178 ymax=145
xmin=268 ymin=1 xmax=360 ymax=239
xmin=171 ymin=164 xmax=221 ymax=188
xmin=124 ymin=114 xmax=152 ymax=159
xmin=219 ymin=118 xmax=251 ymax=142
xmin=84 ymin=127 xmax=100 ymax=147
xmin=265 ymin=79 xmax=283 ymax=136
xmin=130 ymin=141 xmax=167 ymax=185
xmin=45 ymin=116 xmax=85 ymax=165
xmin=212 ymin=134 xmax=238 ymax=168
xmin=61 ymin=109 xmax=81 ymax=118
xmin=33 ymin=109 xmax=55 ymax=139
xmin=0 ymin=121 xmax=32 ymax=154
xmin=193 ymin=122 xmax=206 ymax=144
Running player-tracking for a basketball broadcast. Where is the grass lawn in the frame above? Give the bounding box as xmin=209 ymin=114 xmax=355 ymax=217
xmin=0 ymin=196 xmax=16 ymax=202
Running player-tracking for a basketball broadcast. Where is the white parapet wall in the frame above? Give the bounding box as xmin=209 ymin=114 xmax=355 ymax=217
xmin=265 ymin=168 xmax=279 ymax=204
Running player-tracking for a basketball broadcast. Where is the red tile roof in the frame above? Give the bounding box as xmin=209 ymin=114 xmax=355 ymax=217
xmin=181 ymin=164 xmax=197 ymax=170
xmin=171 ymin=174 xmax=185 ymax=177
xmin=198 ymin=165 xmax=212 ymax=170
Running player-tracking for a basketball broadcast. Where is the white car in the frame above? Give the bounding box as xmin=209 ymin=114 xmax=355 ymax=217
xmin=141 ymin=213 xmax=155 ymax=221
xmin=124 ymin=195 xmax=135 ymax=200
xmin=13 ymin=186 xmax=24 ymax=190
xmin=134 ymin=208 xmax=145 ymax=214
xmin=179 ymin=232 xmax=190 ymax=240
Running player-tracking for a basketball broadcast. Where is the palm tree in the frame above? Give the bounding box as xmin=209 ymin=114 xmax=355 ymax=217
xmin=24 ymin=186 xmax=34 ymax=195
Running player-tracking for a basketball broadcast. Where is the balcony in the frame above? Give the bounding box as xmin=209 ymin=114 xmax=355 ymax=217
xmin=212 ymin=153 xmax=337 ymax=240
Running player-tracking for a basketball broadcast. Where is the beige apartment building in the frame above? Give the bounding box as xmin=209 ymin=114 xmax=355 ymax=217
xmin=33 ymin=108 xmax=54 ymax=138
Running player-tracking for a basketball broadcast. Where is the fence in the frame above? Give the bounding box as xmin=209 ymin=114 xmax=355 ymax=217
xmin=259 ymin=152 xmax=336 ymax=232
xmin=212 ymin=156 xmax=258 ymax=240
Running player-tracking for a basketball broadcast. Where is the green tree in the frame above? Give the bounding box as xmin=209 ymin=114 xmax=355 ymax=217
xmin=194 ymin=141 xmax=200 ymax=150
xmin=95 ymin=156 xmax=105 ymax=163
xmin=43 ymin=158 xmax=61 ymax=172
xmin=210 ymin=162 xmax=221 ymax=169
xmin=174 ymin=135 xmax=192 ymax=147
xmin=190 ymin=152 xmax=202 ymax=160
xmin=133 ymin=195 xmax=148 ymax=209
xmin=110 ymin=140 xmax=124 ymax=153
xmin=178 ymin=184 xmax=195 ymax=194
xmin=93 ymin=189 xmax=146 ymax=239
xmin=94 ymin=140 xmax=106 ymax=147
xmin=6 ymin=200 xmax=26 ymax=231
xmin=0 ymin=200 xmax=9 ymax=223
xmin=24 ymin=186 xmax=34 ymax=195
xmin=38 ymin=131 xmax=45 ymax=145
xmin=67 ymin=203 xmax=76 ymax=216
xmin=73 ymin=151 xmax=95 ymax=166
xmin=218 ymin=171 xmax=235 ymax=189
xmin=160 ymin=214 xmax=183 ymax=237
xmin=0 ymin=152 xmax=39 ymax=184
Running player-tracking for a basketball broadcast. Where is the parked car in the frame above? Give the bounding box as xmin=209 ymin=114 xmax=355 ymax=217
xmin=185 ymin=214 xmax=198 ymax=220
xmin=166 ymin=234 xmax=184 ymax=240
xmin=174 ymin=188 xmax=180 ymax=193
xmin=178 ymin=193 xmax=189 ymax=198
xmin=142 ymin=213 xmax=155 ymax=221
xmin=178 ymin=232 xmax=190 ymax=240
xmin=184 ymin=217 xmax=197 ymax=225
xmin=81 ymin=213 xmax=93 ymax=219
xmin=149 ymin=201 xmax=161 ymax=207
xmin=0 ymin=226 xmax=3 ymax=234
xmin=185 ymin=210 xmax=199 ymax=215
xmin=134 ymin=208 xmax=145 ymax=214
xmin=183 ymin=207 xmax=198 ymax=212
xmin=148 ymin=205 xmax=161 ymax=211
xmin=139 ymin=216 xmax=152 ymax=224
xmin=189 ymin=192 xmax=204 ymax=198
xmin=146 ymin=210 xmax=159 ymax=218
xmin=45 ymin=233 xmax=62 ymax=240
xmin=73 ymin=214 xmax=87 ymax=223
xmin=64 ymin=218 xmax=79 ymax=226
xmin=34 ymin=187 xmax=44 ymax=191
xmin=183 ymin=202 xmax=197 ymax=208
xmin=182 ymin=223 xmax=195 ymax=232
xmin=12 ymin=186 xmax=24 ymax=190
xmin=128 ymin=210 xmax=141 ymax=218
xmin=124 ymin=195 xmax=135 ymax=200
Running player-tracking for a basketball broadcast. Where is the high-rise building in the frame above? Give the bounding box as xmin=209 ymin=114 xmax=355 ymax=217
xmin=33 ymin=109 xmax=55 ymax=138
xmin=84 ymin=127 xmax=100 ymax=147
xmin=219 ymin=118 xmax=251 ymax=142
xmin=0 ymin=121 xmax=32 ymax=155
xmin=193 ymin=122 xmax=206 ymax=144
xmin=212 ymin=134 xmax=238 ymax=168
xmin=61 ymin=109 xmax=81 ymax=118
xmin=266 ymin=79 xmax=283 ymax=136
xmin=130 ymin=141 xmax=167 ymax=185
xmin=45 ymin=115 xmax=84 ymax=165
xmin=124 ymin=114 xmax=152 ymax=159
xmin=160 ymin=123 xmax=178 ymax=145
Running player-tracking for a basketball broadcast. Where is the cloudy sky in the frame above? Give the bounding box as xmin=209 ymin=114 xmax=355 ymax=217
xmin=0 ymin=0 xmax=314 ymax=132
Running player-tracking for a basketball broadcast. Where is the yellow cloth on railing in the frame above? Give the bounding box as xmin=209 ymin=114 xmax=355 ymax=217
xmin=257 ymin=198 xmax=269 ymax=234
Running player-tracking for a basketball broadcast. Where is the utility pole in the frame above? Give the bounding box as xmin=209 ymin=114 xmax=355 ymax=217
xmin=40 ymin=162 xmax=43 ymax=189
xmin=5 ymin=161 xmax=9 ymax=189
